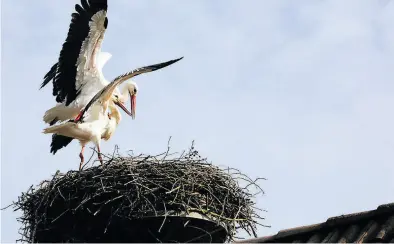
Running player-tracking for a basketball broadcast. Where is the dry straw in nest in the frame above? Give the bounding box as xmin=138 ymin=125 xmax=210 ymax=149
xmin=9 ymin=142 xmax=267 ymax=242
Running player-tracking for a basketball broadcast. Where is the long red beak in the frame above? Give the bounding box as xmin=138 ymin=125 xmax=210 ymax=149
xmin=114 ymin=100 xmax=132 ymax=117
xmin=130 ymin=93 xmax=136 ymax=120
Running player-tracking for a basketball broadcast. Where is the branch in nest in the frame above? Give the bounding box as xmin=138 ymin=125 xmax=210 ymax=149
xmin=6 ymin=140 xmax=267 ymax=242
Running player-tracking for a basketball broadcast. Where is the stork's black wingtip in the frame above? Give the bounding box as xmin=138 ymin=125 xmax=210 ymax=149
xmin=166 ymin=56 xmax=184 ymax=66
xmin=173 ymin=56 xmax=184 ymax=63
xmin=151 ymin=56 xmax=184 ymax=71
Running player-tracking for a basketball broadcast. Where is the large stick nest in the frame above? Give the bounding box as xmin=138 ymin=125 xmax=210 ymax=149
xmin=11 ymin=143 xmax=266 ymax=242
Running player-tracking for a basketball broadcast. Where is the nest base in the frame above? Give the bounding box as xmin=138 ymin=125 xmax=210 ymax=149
xmin=35 ymin=214 xmax=227 ymax=243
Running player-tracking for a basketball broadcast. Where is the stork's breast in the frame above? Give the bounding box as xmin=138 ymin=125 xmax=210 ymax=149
xmin=101 ymin=130 xmax=113 ymax=141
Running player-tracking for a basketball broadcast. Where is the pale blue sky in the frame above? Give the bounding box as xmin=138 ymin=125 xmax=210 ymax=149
xmin=2 ymin=0 xmax=394 ymax=242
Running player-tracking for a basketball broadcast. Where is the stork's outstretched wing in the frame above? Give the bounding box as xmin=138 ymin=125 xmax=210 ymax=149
xmin=75 ymin=57 xmax=184 ymax=122
xmin=40 ymin=0 xmax=109 ymax=106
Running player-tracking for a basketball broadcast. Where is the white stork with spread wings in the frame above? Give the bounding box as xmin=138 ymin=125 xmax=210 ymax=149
xmin=40 ymin=0 xmax=140 ymax=154
xmin=43 ymin=58 xmax=182 ymax=170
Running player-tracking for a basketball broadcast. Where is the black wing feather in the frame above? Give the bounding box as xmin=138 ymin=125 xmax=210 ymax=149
xmin=50 ymin=134 xmax=74 ymax=154
xmin=81 ymin=0 xmax=90 ymax=10
xmin=75 ymin=4 xmax=85 ymax=15
xmin=41 ymin=0 xmax=108 ymax=106
xmin=40 ymin=62 xmax=58 ymax=89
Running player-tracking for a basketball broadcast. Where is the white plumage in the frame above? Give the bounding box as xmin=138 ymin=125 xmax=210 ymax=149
xmin=40 ymin=0 xmax=139 ymax=154
xmin=40 ymin=0 xmax=183 ymax=162
xmin=43 ymin=11 xmax=128 ymax=126
xmin=43 ymin=100 xmax=122 ymax=170
xmin=43 ymin=57 xmax=182 ymax=170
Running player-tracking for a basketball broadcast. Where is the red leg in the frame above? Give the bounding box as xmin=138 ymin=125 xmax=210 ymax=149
xmin=79 ymin=145 xmax=85 ymax=171
xmin=97 ymin=145 xmax=104 ymax=165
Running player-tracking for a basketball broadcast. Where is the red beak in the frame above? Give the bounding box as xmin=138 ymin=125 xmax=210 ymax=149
xmin=113 ymin=92 xmax=136 ymax=119
xmin=114 ymin=100 xmax=132 ymax=117
xmin=130 ymin=92 xmax=136 ymax=120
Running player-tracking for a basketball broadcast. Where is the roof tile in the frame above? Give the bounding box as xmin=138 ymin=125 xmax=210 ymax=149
xmin=238 ymin=202 xmax=394 ymax=243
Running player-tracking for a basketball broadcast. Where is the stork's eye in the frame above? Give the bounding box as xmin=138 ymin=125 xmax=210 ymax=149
xmin=134 ymin=88 xmax=137 ymax=93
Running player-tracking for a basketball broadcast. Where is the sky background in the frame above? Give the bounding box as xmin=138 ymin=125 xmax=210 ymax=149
xmin=1 ymin=0 xmax=394 ymax=242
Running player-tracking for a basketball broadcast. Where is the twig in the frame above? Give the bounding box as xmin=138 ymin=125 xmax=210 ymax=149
xmin=9 ymin=139 xmax=266 ymax=242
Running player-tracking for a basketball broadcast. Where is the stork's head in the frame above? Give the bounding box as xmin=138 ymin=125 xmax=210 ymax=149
xmin=112 ymin=81 xmax=138 ymax=120
xmin=124 ymin=81 xmax=138 ymax=120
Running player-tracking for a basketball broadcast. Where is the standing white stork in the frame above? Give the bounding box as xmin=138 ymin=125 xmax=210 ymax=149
xmin=39 ymin=0 xmax=143 ymax=154
xmin=43 ymin=58 xmax=182 ymax=170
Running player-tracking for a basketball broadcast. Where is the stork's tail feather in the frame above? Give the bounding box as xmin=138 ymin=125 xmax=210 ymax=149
xmin=42 ymin=123 xmax=67 ymax=134
xmin=43 ymin=104 xmax=79 ymax=125
xmin=50 ymin=134 xmax=74 ymax=155
xmin=43 ymin=105 xmax=62 ymax=125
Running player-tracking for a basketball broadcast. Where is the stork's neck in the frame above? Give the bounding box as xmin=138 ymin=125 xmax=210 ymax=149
xmin=120 ymin=84 xmax=129 ymax=100
xmin=108 ymin=104 xmax=122 ymax=125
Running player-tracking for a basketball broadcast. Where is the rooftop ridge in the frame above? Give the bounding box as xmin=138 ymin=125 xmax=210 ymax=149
xmin=238 ymin=202 xmax=394 ymax=243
